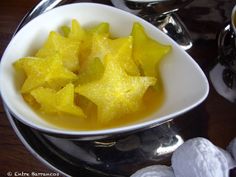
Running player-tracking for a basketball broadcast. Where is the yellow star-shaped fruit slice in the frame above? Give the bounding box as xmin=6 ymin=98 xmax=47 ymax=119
xmin=68 ymin=19 xmax=86 ymax=41
xmin=87 ymin=22 xmax=110 ymax=36
xmin=67 ymin=19 xmax=109 ymax=41
xmin=36 ymin=31 xmax=80 ymax=72
xmin=75 ymin=55 xmax=156 ymax=123
xmin=87 ymin=34 xmax=139 ymax=76
xmin=77 ymin=57 xmax=104 ymax=85
xmin=66 ymin=19 xmax=110 ymax=66
xmin=14 ymin=55 xmax=77 ymax=93
xmin=131 ymin=22 xmax=171 ymax=77
xmin=31 ymin=83 xmax=86 ymax=118
xmin=60 ymin=25 xmax=70 ymax=37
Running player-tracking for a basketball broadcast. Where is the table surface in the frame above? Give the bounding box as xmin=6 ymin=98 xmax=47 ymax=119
xmin=0 ymin=0 xmax=236 ymax=177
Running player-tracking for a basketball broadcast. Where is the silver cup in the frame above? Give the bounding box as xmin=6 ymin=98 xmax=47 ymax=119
xmin=231 ymin=5 xmax=236 ymax=45
xmin=211 ymin=4 xmax=236 ymax=103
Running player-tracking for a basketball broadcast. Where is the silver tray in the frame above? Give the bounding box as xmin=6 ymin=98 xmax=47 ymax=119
xmin=5 ymin=104 xmax=207 ymax=177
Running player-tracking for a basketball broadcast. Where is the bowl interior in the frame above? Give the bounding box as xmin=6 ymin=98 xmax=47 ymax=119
xmin=0 ymin=3 xmax=209 ymax=136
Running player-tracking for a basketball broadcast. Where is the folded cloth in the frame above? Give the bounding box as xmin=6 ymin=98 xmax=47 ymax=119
xmin=228 ymin=137 xmax=236 ymax=161
xmin=131 ymin=165 xmax=175 ymax=177
xmin=218 ymin=147 xmax=236 ymax=170
xmin=131 ymin=137 xmax=236 ymax=177
xmin=171 ymin=137 xmax=229 ymax=177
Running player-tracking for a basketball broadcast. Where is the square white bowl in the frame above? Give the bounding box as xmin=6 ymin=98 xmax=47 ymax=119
xmin=0 ymin=3 xmax=209 ymax=138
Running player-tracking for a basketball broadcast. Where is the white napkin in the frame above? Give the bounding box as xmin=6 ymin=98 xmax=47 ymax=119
xmin=131 ymin=137 xmax=236 ymax=177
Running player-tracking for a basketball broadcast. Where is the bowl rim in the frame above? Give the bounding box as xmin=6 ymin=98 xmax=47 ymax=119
xmin=0 ymin=2 xmax=209 ymax=137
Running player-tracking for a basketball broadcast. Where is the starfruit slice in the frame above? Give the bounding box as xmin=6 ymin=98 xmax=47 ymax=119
xmin=88 ymin=22 xmax=110 ymax=36
xmin=131 ymin=22 xmax=171 ymax=77
xmin=88 ymin=34 xmax=139 ymax=76
xmin=68 ymin=19 xmax=86 ymax=41
xmin=14 ymin=55 xmax=77 ymax=93
xmin=77 ymin=57 xmax=104 ymax=85
xmin=60 ymin=25 xmax=70 ymax=37
xmin=64 ymin=19 xmax=110 ymax=66
xmin=75 ymin=54 xmax=156 ymax=123
xmin=36 ymin=31 xmax=80 ymax=72
xmin=31 ymin=83 xmax=86 ymax=118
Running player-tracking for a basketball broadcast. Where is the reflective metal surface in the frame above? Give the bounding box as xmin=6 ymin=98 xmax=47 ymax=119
xmin=111 ymin=0 xmax=193 ymax=17
xmin=5 ymin=0 xmax=235 ymax=176
xmin=210 ymin=23 xmax=236 ymax=103
xmin=15 ymin=0 xmax=66 ymax=34
xmin=146 ymin=13 xmax=192 ymax=50
xmin=217 ymin=24 xmax=236 ymax=74
xmin=8 ymin=105 xmax=207 ymax=176
xmin=111 ymin=0 xmax=193 ymax=50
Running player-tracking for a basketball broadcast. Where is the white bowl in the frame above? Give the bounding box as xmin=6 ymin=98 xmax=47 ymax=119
xmin=0 ymin=3 xmax=209 ymax=139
